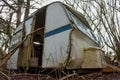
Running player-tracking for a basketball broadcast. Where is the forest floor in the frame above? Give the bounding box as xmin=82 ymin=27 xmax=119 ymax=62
xmin=0 ymin=71 xmax=120 ymax=80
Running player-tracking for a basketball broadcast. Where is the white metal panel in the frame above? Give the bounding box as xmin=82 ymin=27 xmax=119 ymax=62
xmin=42 ymin=27 xmax=72 ymax=68
xmin=67 ymin=29 xmax=98 ymax=69
xmin=45 ymin=3 xmax=70 ymax=33
xmin=81 ymin=47 xmax=104 ymax=68
xmin=7 ymin=49 xmax=19 ymax=69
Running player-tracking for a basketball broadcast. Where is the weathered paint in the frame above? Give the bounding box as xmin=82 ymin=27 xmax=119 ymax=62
xmin=81 ymin=47 xmax=105 ymax=68
xmin=42 ymin=25 xmax=72 ymax=68
xmin=45 ymin=24 xmax=72 ymax=37
xmin=42 ymin=3 xmax=71 ymax=68
xmin=7 ymin=2 xmax=106 ymax=70
xmin=66 ymin=29 xmax=99 ymax=69
xmin=45 ymin=3 xmax=70 ymax=33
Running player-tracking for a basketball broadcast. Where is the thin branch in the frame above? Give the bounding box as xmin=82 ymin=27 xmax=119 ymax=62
xmin=0 ymin=70 xmax=10 ymax=80
xmin=2 ymin=0 xmax=17 ymax=12
xmin=107 ymin=2 xmax=120 ymax=12
xmin=0 ymin=6 xmax=4 ymax=13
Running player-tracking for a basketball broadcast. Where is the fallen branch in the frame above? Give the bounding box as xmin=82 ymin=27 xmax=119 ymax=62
xmin=59 ymin=73 xmax=77 ymax=80
xmin=103 ymin=62 xmax=120 ymax=72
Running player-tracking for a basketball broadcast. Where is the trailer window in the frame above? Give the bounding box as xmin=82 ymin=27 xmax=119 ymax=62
xmin=9 ymin=26 xmax=22 ymax=51
xmin=67 ymin=10 xmax=97 ymax=43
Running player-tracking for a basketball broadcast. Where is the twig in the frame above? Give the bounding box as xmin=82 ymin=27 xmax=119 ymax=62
xmin=59 ymin=73 xmax=77 ymax=80
xmin=79 ymin=76 xmax=86 ymax=80
xmin=0 ymin=70 xmax=10 ymax=80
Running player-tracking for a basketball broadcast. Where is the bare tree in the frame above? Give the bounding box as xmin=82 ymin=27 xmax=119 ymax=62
xmin=0 ymin=0 xmax=55 ymax=67
xmin=64 ymin=0 xmax=120 ymax=61
xmin=0 ymin=0 xmax=36 ymax=51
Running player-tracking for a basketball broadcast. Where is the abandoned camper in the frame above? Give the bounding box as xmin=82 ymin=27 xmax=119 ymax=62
xmin=7 ymin=2 xmax=106 ymax=71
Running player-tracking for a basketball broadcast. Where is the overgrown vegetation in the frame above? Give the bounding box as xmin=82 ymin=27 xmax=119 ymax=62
xmin=0 ymin=0 xmax=120 ymax=79
xmin=0 ymin=0 xmax=52 ymax=52
xmin=0 ymin=0 xmax=119 ymax=66
xmin=64 ymin=0 xmax=120 ymax=62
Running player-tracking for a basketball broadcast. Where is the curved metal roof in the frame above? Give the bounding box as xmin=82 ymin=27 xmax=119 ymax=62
xmin=24 ymin=1 xmax=91 ymax=29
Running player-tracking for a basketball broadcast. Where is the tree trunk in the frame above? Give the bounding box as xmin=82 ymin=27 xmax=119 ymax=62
xmin=16 ymin=0 xmax=24 ymax=27
xmin=24 ymin=0 xmax=30 ymax=20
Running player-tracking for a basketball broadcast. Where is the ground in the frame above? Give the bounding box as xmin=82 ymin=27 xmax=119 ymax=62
xmin=1 ymin=72 xmax=120 ymax=80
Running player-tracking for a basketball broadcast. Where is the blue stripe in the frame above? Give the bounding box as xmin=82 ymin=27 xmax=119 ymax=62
xmin=45 ymin=24 xmax=72 ymax=37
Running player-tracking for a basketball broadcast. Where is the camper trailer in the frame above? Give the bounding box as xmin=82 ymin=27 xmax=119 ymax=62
xmin=7 ymin=2 xmax=105 ymax=70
